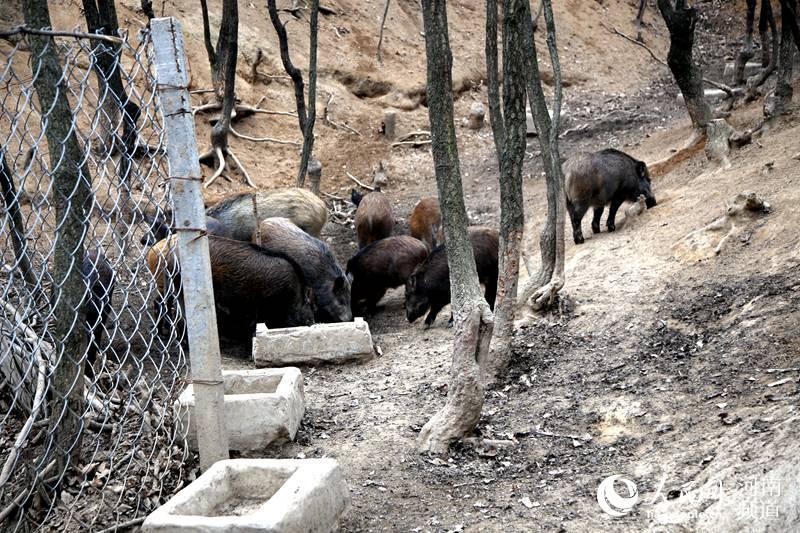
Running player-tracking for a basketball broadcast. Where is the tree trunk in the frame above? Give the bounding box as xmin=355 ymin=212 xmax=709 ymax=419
xmin=734 ymin=0 xmax=756 ymax=86
xmin=773 ymin=0 xmax=796 ymax=114
xmin=268 ymin=0 xmax=308 ymax=135
xmin=485 ymin=0 xmax=504 ymax=164
xmin=485 ymin=0 xmax=526 ymax=385
xmin=635 ymin=0 xmax=647 ymax=41
xmin=778 ymin=0 xmax=800 ymax=53
xmin=758 ymin=0 xmax=777 ymax=68
xmin=518 ymin=0 xmax=566 ymax=310
xmin=24 ymin=0 xmax=92 ymax=471
xmin=0 ymin=152 xmax=38 ymax=296
xmin=296 ymin=0 xmax=319 ymax=186
xmin=656 ymin=0 xmax=710 ymax=136
xmin=417 ymin=0 xmax=494 ymax=455
xmin=210 ymin=0 xmax=238 ymax=156
xmin=83 ymin=0 xmax=141 ymax=229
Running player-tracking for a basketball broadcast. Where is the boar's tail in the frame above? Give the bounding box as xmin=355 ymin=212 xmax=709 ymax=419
xmin=246 ymin=242 xmax=310 ymax=290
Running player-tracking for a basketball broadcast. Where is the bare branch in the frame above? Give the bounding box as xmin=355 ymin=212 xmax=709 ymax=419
xmin=346 ymin=171 xmax=375 ymax=191
xmin=0 ymin=25 xmax=123 ymax=43
xmin=377 ymin=0 xmax=391 ymax=65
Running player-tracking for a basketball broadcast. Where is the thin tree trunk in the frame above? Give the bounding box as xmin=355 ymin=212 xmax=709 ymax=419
xmin=734 ymin=0 xmax=756 ymax=86
xmin=210 ymin=0 xmax=238 ymax=156
xmin=296 ymin=0 xmax=319 ymax=186
xmin=24 ymin=0 xmax=92 ymax=472
xmin=417 ymin=0 xmax=494 ymax=455
xmin=518 ymin=0 xmax=565 ymax=310
xmin=486 ymin=0 xmax=526 ymax=385
xmin=268 ymin=0 xmax=308 ymax=134
xmin=758 ymin=0 xmax=777 ymax=68
xmin=656 ymin=0 xmax=710 ymax=137
xmin=635 ymin=0 xmax=647 ymax=40
xmin=485 ymin=0 xmax=505 ymax=164
xmin=0 ymin=152 xmax=38 ymax=296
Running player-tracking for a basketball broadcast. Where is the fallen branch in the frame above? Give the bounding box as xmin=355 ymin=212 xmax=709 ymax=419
xmin=392 ymin=139 xmax=433 ymax=147
xmin=0 ymin=25 xmax=123 ymax=44
xmin=322 ymin=93 xmax=362 ymax=136
xmin=95 ymin=516 xmax=147 ymax=533
xmin=346 ymin=171 xmax=374 ymax=191
xmin=0 ymin=459 xmax=57 ymax=523
xmin=601 ymin=22 xmax=734 ymax=97
xmin=397 ymin=130 xmax=431 ymax=142
xmin=229 ymin=126 xmax=301 ymax=146
xmin=0 ymin=300 xmax=49 ymax=489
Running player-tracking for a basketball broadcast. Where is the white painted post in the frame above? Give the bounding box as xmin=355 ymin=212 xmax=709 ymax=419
xmin=151 ymin=17 xmax=229 ymax=470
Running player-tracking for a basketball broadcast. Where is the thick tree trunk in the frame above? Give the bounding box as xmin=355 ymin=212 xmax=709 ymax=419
xmin=734 ymin=0 xmax=756 ymax=86
xmin=296 ymin=0 xmax=319 ymax=187
xmin=0 ymin=152 xmax=37 ymax=296
xmin=778 ymin=0 xmax=800 ymax=53
xmin=656 ymin=0 xmax=710 ymax=136
xmin=518 ymin=0 xmax=566 ymax=310
xmin=417 ymin=0 xmax=494 ymax=454
xmin=210 ymin=0 xmax=238 ymax=155
xmin=773 ymin=0 xmax=796 ymax=114
xmin=758 ymin=0 xmax=777 ymax=68
xmin=485 ymin=0 xmax=526 ymax=385
xmin=24 ymin=0 xmax=92 ymax=471
xmin=485 ymin=0 xmax=504 ymax=164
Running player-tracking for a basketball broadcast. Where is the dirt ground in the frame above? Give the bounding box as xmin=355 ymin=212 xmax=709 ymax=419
xmin=6 ymin=0 xmax=800 ymax=530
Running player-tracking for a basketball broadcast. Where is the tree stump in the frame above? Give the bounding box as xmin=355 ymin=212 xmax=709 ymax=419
xmin=382 ymin=110 xmax=396 ymax=140
xmin=468 ymin=102 xmax=485 ymax=130
xmin=307 ymin=159 xmax=322 ymax=195
xmin=705 ymin=118 xmax=734 ymax=166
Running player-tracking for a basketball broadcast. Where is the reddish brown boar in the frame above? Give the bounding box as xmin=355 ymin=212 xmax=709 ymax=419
xmin=409 ymin=197 xmax=444 ymax=249
xmin=352 ymin=188 xmax=393 ymax=248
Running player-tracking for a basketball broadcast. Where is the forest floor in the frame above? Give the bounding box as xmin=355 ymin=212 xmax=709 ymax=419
xmin=8 ymin=0 xmax=800 ymax=530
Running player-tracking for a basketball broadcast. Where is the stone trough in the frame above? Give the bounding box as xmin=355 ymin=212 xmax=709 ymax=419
xmin=176 ymin=368 xmax=304 ymax=451
xmin=252 ymin=317 xmax=375 ymax=367
xmin=142 ymin=458 xmax=350 ymax=532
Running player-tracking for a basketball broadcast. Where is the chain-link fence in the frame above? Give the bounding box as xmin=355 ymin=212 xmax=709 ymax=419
xmin=0 ymin=22 xmax=197 ymax=532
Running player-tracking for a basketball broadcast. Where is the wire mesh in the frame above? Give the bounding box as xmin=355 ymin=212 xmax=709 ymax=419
xmin=0 ymin=26 xmax=194 ymax=532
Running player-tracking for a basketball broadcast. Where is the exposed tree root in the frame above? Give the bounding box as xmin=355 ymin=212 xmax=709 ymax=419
xmin=199 ymin=145 xmax=255 ymax=188
xmin=229 ymin=126 xmax=301 ymax=146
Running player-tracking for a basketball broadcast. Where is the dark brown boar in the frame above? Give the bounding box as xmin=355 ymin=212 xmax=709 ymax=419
xmin=346 ymin=235 xmax=429 ymax=316
xmin=82 ymin=248 xmax=115 ymax=367
xmin=352 ymin=188 xmax=393 ymax=248
xmin=564 ymin=148 xmax=656 ymax=245
xmin=208 ymin=236 xmax=315 ymax=340
xmin=404 ymin=227 xmax=498 ymax=328
xmin=409 ymin=197 xmax=444 ymax=249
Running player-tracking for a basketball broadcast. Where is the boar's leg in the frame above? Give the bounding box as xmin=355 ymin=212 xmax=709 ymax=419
xmin=424 ymin=299 xmax=448 ymax=329
xmin=591 ymin=206 xmax=605 ymax=234
xmin=567 ymin=200 xmax=588 ymax=244
xmin=365 ymin=287 xmax=388 ymax=316
xmin=607 ymin=197 xmax=625 ymax=232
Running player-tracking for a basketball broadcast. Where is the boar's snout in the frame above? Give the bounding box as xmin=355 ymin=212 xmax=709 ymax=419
xmin=645 ymin=194 xmax=657 ymax=209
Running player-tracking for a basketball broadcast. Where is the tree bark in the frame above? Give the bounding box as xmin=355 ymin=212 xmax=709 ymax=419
xmin=268 ymin=0 xmax=308 ymax=135
xmin=485 ymin=0 xmax=505 ymax=164
xmin=24 ymin=0 xmax=92 ymax=471
xmin=296 ymin=0 xmax=319 ymax=186
xmin=486 ymin=0 xmax=526 ymax=385
xmin=210 ymin=0 xmax=238 ymax=156
xmin=778 ymin=0 xmax=800 ymax=53
xmin=417 ymin=0 xmax=494 ymax=454
xmin=635 ymin=0 xmax=647 ymax=41
xmin=734 ymin=0 xmax=756 ymax=86
xmin=518 ymin=0 xmax=566 ymax=310
xmin=656 ymin=0 xmax=710 ymax=136
xmin=773 ymin=0 xmax=796 ymax=114
xmin=0 ymin=152 xmax=38 ymax=296
xmin=758 ymin=0 xmax=777 ymax=68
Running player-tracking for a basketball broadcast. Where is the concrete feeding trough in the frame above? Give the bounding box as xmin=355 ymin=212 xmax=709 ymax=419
xmin=252 ymin=317 xmax=375 ymax=367
xmin=176 ymin=368 xmax=304 ymax=451
xmin=142 ymin=458 xmax=350 ymax=532
xmin=722 ymin=61 xmax=762 ymax=84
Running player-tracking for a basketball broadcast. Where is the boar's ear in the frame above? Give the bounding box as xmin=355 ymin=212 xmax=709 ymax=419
xmin=333 ymin=275 xmax=346 ymax=291
xmin=636 ymin=161 xmax=649 ymax=180
xmin=351 ymin=189 xmax=362 ymax=207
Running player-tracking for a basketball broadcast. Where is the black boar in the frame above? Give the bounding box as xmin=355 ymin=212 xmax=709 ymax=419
xmin=352 ymin=188 xmax=393 ymax=248
xmin=208 ymin=236 xmax=315 ymax=340
xmin=207 ymin=187 xmax=327 ymax=241
xmin=140 ymin=212 xmax=230 ymax=246
xmin=564 ymin=148 xmax=656 ymax=245
xmin=405 ymin=227 xmax=499 ymax=328
xmin=82 ymin=248 xmax=115 ymax=367
xmin=409 ymin=197 xmax=444 ymax=250
xmin=253 ymin=217 xmax=352 ymax=323
xmin=346 ymin=235 xmax=429 ymax=316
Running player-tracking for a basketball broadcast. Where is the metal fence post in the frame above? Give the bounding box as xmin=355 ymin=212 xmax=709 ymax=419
xmin=151 ymin=17 xmax=229 ymax=470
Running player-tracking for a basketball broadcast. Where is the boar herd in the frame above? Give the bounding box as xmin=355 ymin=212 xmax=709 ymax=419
xmin=82 ymin=148 xmax=655 ymax=360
